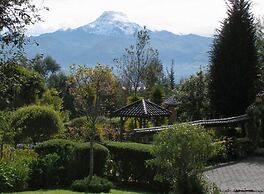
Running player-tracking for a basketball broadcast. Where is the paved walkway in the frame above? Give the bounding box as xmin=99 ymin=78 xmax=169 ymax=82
xmin=205 ymin=157 xmax=264 ymax=194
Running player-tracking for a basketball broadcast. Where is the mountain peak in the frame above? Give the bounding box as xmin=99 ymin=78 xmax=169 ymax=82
xmin=80 ymin=11 xmax=141 ymax=36
xmin=97 ymin=11 xmax=130 ymax=23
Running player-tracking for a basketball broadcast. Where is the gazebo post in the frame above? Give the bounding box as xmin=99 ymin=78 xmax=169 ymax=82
xmin=139 ymin=117 xmax=143 ymax=128
xmin=120 ymin=117 xmax=124 ymax=141
xmin=143 ymin=118 xmax=147 ymax=128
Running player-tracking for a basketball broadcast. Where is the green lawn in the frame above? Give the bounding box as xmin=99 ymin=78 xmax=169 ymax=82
xmin=11 ymin=188 xmax=157 ymax=194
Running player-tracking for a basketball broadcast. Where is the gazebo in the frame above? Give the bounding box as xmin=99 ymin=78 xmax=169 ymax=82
xmin=163 ymin=95 xmax=179 ymax=124
xmin=111 ymin=99 xmax=171 ymax=139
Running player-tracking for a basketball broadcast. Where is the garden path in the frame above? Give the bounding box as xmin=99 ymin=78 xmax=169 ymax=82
xmin=205 ymin=157 xmax=264 ymax=194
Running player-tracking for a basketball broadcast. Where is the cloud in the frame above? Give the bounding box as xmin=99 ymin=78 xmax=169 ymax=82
xmin=28 ymin=0 xmax=264 ymax=36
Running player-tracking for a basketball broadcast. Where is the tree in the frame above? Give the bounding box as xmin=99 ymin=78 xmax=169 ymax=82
xmin=150 ymin=124 xmax=217 ymax=194
xmin=0 ymin=63 xmax=45 ymax=110
xmin=0 ymin=0 xmax=45 ymax=62
xmin=68 ymin=64 xmax=117 ymax=179
xmin=256 ymin=17 xmax=264 ymax=91
xmin=143 ymin=57 xmax=164 ymax=96
xmin=150 ymin=85 xmax=164 ymax=106
xmin=30 ymin=54 xmax=60 ymax=79
xmin=115 ymin=27 xmax=160 ymax=97
xmin=175 ymin=69 xmax=210 ymax=121
xmin=36 ymin=88 xmax=63 ymax=112
xmin=209 ymin=0 xmax=258 ymax=117
xmin=46 ymin=72 xmax=77 ymax=118
xmin=167 ymin=59 xmax=175 ymax=91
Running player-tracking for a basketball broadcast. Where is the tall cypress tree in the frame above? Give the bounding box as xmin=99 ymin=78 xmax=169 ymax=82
xmin=209 ymin=0 xmax=258 ymax=117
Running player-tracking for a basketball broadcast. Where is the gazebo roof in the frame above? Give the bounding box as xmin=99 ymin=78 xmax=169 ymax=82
xmin=257 ymin=90 xmax=264 ymax=97
xmin=163 ymin=96 xmax=179 ymax=107
xmin=112 ymin=99 xmax=171 ymax=118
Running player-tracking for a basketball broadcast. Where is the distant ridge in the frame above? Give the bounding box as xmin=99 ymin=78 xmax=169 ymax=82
xmin=25 ymin=11 xmax=212 ymax=78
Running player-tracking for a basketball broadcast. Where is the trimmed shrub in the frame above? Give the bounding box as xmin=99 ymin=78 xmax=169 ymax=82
xmin=71 ymin=176 xmax=113 ymax=193
xmin=74 ymin=142 xmax=109 ymax=178
xmin=12 ymin=105 xmax=64 ymax=144
xmin=103 ymin=142 xmax=155 ymax=184
xmin=28 ymin=154 xmax=61 ymax=189
xmin=29 ymin=139 xmax=109 ymax=188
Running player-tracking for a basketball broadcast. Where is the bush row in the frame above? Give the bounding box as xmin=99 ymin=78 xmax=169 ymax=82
xmin=209 ymin=137 xmax=254 ymax=163
xmin=29 ymin=139 xmax=109 ymax=189
xmin=102 ymin=141 xmax=169 ymax=192
xmin=2 ymin=138 xmax=251 ymax=192
xmin=103 ymin=141 xmax=154 ymax=183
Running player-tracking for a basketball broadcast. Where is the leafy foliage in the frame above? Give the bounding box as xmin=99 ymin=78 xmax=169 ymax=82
xmin=115 ymin=27 xmax=161 ymax=96
xmin=0 ymin=111 xmax=14 ymax=158
xmin=0 ymin=146 xmax=37 ymax=192
xmin=29 ymin=139 xmax=109 ymax=188
xmin=12 ymin=105 xmax=64 ymax=144
xmin=36 ymin=88 xmax=63 ymax=112
xmin=0 ymin=0 xmax=45 ymax=61
xmin=30 ymin=54 xmax=60 ymax=79
xmin=150 ymin=124 xmax=218 ymax=194
xmin=174 ymin=70 xmax=210 ymax=121
xmin=246 ymin=101 xmax=264 ymax=147
xmin=209 ymin=0 xmax=258 ymax=117
xmin=103 ymin=142 xmax=159 ymax=188
xmin=68 ymin=64 xmax=118 ymax=118
xmin=150 ymin=85 xmax=164 ymax=106
xmin=68 ymin=64 xmax=118 ymax=177
xmin=71 ymin=176 xmax=113 ymax=193
xmin=0 ymin=64 xmax=45 ymax=110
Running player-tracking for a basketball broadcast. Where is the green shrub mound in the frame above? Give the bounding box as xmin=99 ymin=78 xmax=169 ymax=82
xmin=103 ymin=141 xmax=154 ymax=183
xmin=29 ymin=139 xmax=109 ymax=189
xmin=71 ymin=176 xmax=113 ymax=193
xmin=12 ymin=105 xmax=64 ymax=144
xmin=151 ymin=124 xmax=219 ymax=194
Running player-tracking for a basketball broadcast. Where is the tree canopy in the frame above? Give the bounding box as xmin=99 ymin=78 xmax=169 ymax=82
xmin=0 ymin=0 xmax=45 ymax=61
xmin=115 ymin=27 xmax=161 ymax=97
xmin=174 ymin=70 xmax=210 ymax=121
xmin=0 ymin=63 xmax=45 ymax=110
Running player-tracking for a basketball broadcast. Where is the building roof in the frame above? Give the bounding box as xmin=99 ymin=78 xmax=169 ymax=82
xmin=163 ymin=96 xmax=178 ymax=107
xmin=188 ymin=114 xmax=249 ymax=127
xmin=257 ymin=90 xmax=264 ymax=97
xmin=112 ymin=99 xmax=171 ymax=118
xmin=132 ymin=114 xmax=249 ymax=135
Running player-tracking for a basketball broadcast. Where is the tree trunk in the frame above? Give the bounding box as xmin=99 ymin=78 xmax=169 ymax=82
xmin=0 ymin=141 xmax=3 ymax=159
xmin=89 ymin=139 xmax=94 ymax=179
xmin=88 ymin=122 xmax=96 ymax=181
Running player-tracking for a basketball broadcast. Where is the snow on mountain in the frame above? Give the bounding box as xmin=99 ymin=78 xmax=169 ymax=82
xmin=25 ymin=11 xmax=212 ymax=78
xmin=78 ymin=11 xmax=141 ymax=36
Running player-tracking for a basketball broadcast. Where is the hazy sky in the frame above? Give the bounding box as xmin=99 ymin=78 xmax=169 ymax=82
xmin=28 ymin=0 xmax=264 ymax=37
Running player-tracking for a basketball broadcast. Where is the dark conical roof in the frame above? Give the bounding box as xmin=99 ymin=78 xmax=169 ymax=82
xmin=163 ymin=96 xmax=179 ymax=107
xmin=112 ymin=99 xmax=171 ymax=118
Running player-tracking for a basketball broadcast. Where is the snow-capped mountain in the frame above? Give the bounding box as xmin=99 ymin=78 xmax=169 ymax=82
xmin=25 ymin=11 xmax=212 ymax=78
xmin=78 ymin=11 xmax=141 ymax=36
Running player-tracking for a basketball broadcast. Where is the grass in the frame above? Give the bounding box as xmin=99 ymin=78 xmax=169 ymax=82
xmin=11 ymin=188 xmax=157 ymax=194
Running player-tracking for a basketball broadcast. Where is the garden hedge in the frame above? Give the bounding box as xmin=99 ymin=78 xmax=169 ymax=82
xmin=103 ymin=141 xmax=170 ymax=192
xmin=30 ymin=139 xmax=109 ymax=188
xmin=103 ymin=142 xmax=156 ymax=185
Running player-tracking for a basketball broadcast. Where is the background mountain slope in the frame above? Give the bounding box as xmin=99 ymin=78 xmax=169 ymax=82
xmin=25 ymin=11 xmax=212 ymax=78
